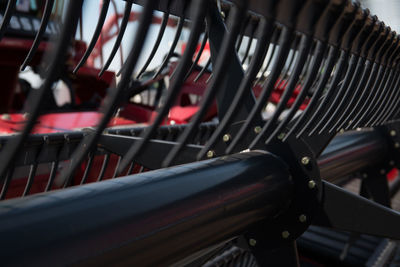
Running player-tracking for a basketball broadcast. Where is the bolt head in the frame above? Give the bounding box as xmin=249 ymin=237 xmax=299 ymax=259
xmin=395 ymin=142 xmax=400 ymax=148
xmin=207 ymin=150 xmax=215 ymax=158
xmin=249 ymin=238 xmax=257 ymax=246
xmin=282 ymin=231 xmax=290 ymax=239
xmin=301 ymin=156 xmax=310 ymax=165
xmin=254 ymin=126 xmax=262 ymax=134
xmin=390 ymin=130 xmax=397 ymax=137
xmin=362 ymin=173 xmax=368 ymax=178
xmin=223 ymin=134 xmax=231 ymax=142
xmin=339 ymin=128 xmax=345 ymax=134
xmin=308 ymin=180 xmax=316 ymax=189
xmin=299 ymin=214 xmax=307 ymax=223
xmin=380 ymin=169 xmax=386 ymax=175
xmin=277 ymin=133 xmax=286 ymax=140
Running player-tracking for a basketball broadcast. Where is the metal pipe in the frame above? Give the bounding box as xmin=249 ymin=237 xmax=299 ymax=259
xmin=318 ymin=129 xmax=388 ymax=183
xmin=0 ymin=151 xmax=293 ymax=266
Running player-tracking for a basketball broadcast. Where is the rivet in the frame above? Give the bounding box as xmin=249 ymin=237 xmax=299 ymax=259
xmin=207 ymin=150 xmax=215 ymax=158
xmin=249 ymin=238 xmax=257 ymax=246
xmin=362 ymin=173 xmax=368 ymax=178
xmin=282 ymin=231 xmax=290 ymax=239
xmin=299 ymin=214 xmax=307 ymax=223
xmin=223 ymin=134 xmax=231 ymax=142
xmin=254 ymin=126 xmax=262 ymax=134
xmin=340 ymin=129 xmax=345 ymax=134
xmin=380 ymin=169 xmax=386 ymax=175
xmin=1 ymin=114 xmax=10 ymax=120
xmin=301 ymin=156 xmax=310 ymax=165
xmin=390 ymin=130 xmax=397 ymax=137
xmin=395 ymin=142 xmax=400 ymax=148
xmin=277 ymin=133 xmax=286 ymax=140
xmin=308 ymin=180 xmax=316 ymax=189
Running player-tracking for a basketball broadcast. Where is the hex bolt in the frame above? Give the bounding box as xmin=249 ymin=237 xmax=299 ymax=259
xmin=395 ymin=142 xmax=400 ymax=148
xmin=254 ymin=126 xmax=262 ymax=134
xmin=248 ymin=239 xmax=257 ymax=246
xmin=277 ymin=133 xmax=286 ymax=140
xmin=390 ymin=130 xmax=397 ymax=137
xmin=308 ymin=180 xmax=316 ymax=189
xmin=301 ymin=156 xmax=310 ymax=165
xmin=299 ymin=214 xmax=307 ymax=223
xmin=223 ymin=134 xmax=231 ymax=142
xmin=282 ymin=231 xmax=290 ymax=239
xmin=207 ymin=150 xmax=215 ymax=158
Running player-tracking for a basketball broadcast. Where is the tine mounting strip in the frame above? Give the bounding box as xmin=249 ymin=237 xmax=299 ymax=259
xmin=152 ymin=14 xmax=185 ymax=79
xmin=249 ymin=35 xmax=311 ymax=148
xmin=0 ymin=167 xmax=14 ymax=200
xmin=285 ymin=46 xmax=338 ymax=139
xmin=80 ymin=152 xmax=94 ymax=185
xmin=20 ymin=0 xmax=55 ymax=71
xmin=137 ymin=9 xmax=170 ymax=78
xmin=0 ymin=0 xmax=17 ymax=42
xmin=97 ymin=153 xmax=110 ymax=182
xmin=193 ymin=58 xmax=211 ymax=82
xmin=73 ymin=0 xmax=111 ymax=74
xmin=163 ymin=7 xmax=267 ymax=167
xmin=264 ymin=42 xmax=327 ymax=145
xmin=0 ymin=1 xmax=83 ymax=182
xmin=118 ymin=0 xmax=209 ymax=174
xmin=240 ymin=19 xmax=257 ymax=65
xmin=99 ymin=1 xmax=133 ymax=77
xmin=184 ymin=31 xmax=208 ymax=81
xmin=209 ymin=27 xmax=293 ymax=157
xmin=57 ymin=0 xmax=157 ymax=187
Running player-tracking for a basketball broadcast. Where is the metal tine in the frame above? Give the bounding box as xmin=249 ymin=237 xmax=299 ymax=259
xmin=221 ymin=27 xmax=293 ymax=154
xmin=137 ymin=2 xmax=171 ymax=78
xmin=20 ymin=0 xmax=55 ymax=71
xmin=126 ymin=161 xmax=135 ymax=175
xmin=235 ymin=15 xmax=250 ymax=52
xmin=366 ymin=36 xmax=400 ymax=126
xmin=80 ymin=152 xmax=94 ymax=185
xmin=326 ymin=11 xmax=373 ymax=132
xmin=184 ymin=31 xmax=208 ymax=81
xmin=251 ymin=34 xmax=312 ymax=147
xmin=347 ymin=23 xmax=389 ymax=129
xmin=22 ymin=163 xmax=38 ymax=197
xmin=256 ymin=28 xmax=280 ymax=84
xmin=0 ymin=0 xmax=17 ymax=42
xmin=73 ymin=0 xmax=111 ymax=74
xmin=45 ymin=159 xmax=59 ymax=192
xmin=152 ymin=8 xmax=186 ymax=79
xmin=193 ymin=57 xmax=211 ymax=82
xmin=278 ymin=35 xmax=300 ymax=87
xmin=116 ymin=0 xmax=208 ymax=174
xmin=266 ymin=41 xmax=327 ymax=145
xmin=97 ymin=153 xmax=110 ymax=182
xmin=336 ymin=17 xmax=381 ymax=130
xmin=112 ymin=156 xmax=122 ymax=178
xmin=355 ymin=29 xmax=396 ymax=127
xmin=0 ymin=1 xmax=83 ymax=183
xmin=0 ymin=167 xmax=14 ymax=200
xmin=383 ymin=77 xmax=400 ymax=122
xmin=57 ymin=0 xmax=157 ymax=187
xmin=311 ymin=9 xmax=367 ymax=135
xmin=163 ymin=7 xmax=271 ymax=167
xmin=378 ymin=66 xmax=400 ymax=125
xmin=99 ymin=0 xmax=133 ymax=77
xmin=240 ymin=19 xmax=258 ymax=65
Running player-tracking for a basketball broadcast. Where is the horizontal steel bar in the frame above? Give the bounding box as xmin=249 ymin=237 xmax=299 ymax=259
xmin=0 ymin=151 xmax=292 ymax=266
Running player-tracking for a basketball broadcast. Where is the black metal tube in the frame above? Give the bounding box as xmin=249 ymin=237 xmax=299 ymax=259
xmin=0 ymin=151 xmax=292 ymax=266
xmin=318 ymin=129 xmax=388 ymax=183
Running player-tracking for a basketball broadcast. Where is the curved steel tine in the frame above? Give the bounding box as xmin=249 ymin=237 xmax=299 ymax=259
xmin=280 ymin=35 xmax=300 ymax=84
xmin=45 ymin=159 xmax=59 ymax=191
xmin=377 ymin=70 xmax=400 ymax=125
xmin=116 ymin=0 xmax=208 ymax=174
xmin=22 ymin=163 xmax=38 ymax=197
xmin=97 ymin=153 xmax=110 ymax=182
xmin=266 ymin=41 xmax=327 ymax=145
xmin=379 ymin=55 xmax=400 ymax=123
xmin=0 ymin=166 xmax=14 ymax=200
xmin=0 ymin=0 xmax=17 ymax=42
xmin=57 ymin=0 xmax=157 ymax=187
xmin=256 ymin=28 xmax=279 ymax=84
xmin=99 ymin=0 xmax=133 ymax=77
xmin=152 ymin=13 xmax=186 ymax=79
xmin=20 ymin=0 xmax=55 ymax=71
xmin=164 ymin=14 xmax=271 ymax=167
xmin=112 ymin=156 xmax=122 ymax=178
xmin=382 ymin=68 xmax=400 ymax=122
xmin=80 ymin=152 xmax=94 ymax=185
xmin=240 ymin=19 xmax=257 ymax=65
xmin=184 ymin=31 xmax=208 ymax=81
xmin=0 ymin=1 xmax=83 ymax=182
xmin=206 ymin=27 xmax=292 ymax=157
xmin=249 ymin=34 xmax=312 ymax=148
xmin=235 ymin=15 xmax=250 ymax=51
xmin=193 ymin=57 xmax=211 ymax=82
xmin=137 ymin=10 xmax=170 ymax=78
xmin=73 ymin=0 xmax=111 ymax=74
xmin=290 ymin=46 xmax=340 ymax=138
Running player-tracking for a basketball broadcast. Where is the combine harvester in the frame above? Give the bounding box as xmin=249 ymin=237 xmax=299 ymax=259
xmin=0 ymin=0 xmax=400 ymax=266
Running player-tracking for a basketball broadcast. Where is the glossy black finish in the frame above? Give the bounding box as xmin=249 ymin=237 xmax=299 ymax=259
xmin=0 ymin=151 xmax=292 ymax=266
